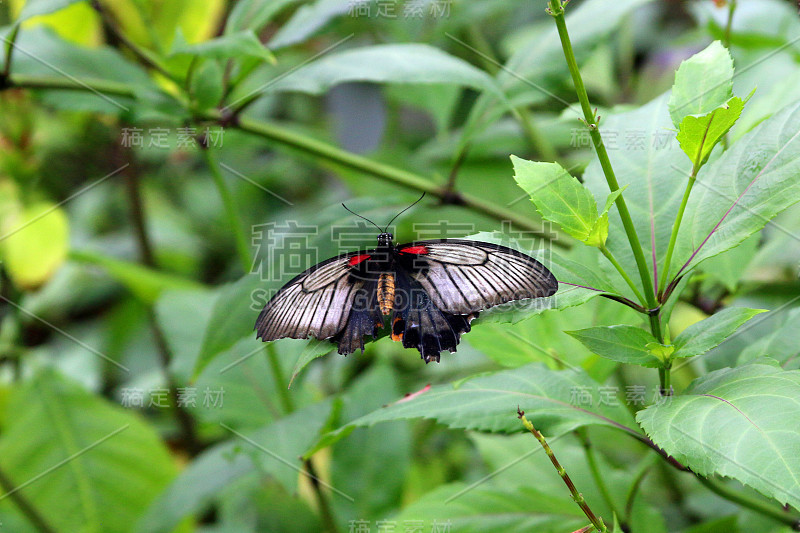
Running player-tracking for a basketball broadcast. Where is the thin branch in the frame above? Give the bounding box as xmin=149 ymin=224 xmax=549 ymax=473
xmin=518 ymin=409 xmax=608 ymax=532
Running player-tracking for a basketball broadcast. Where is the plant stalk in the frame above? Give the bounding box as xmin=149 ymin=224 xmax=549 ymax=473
xmin=698 ymin=476 xmax=800 ymax=530
xmin=548 ymin=0 xmax=657 ymax=309
xmin=199 ymin=145 xmax=252 ymax=273
xmin=519 ymin=409 xmax=608 ymax=533
xmin=599 ymin=245 xmax=646 ymax=306
xmin=0 ymin=464 xmax=57 ymax=533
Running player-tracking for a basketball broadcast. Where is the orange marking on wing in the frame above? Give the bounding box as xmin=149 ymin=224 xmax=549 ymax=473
xmin=391 ymin=315 xmax=404 ymax=341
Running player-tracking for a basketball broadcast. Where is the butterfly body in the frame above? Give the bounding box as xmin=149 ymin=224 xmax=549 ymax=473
xmin=255 ymin=232 xmax=557 ymax=363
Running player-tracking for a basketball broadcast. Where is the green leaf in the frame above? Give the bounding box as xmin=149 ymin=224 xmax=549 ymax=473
xmin=69 ymin=249 xmax=203 ymax=304
xmin=154 ymin=288 xmax=218 ymax=381
xmin=461 ymin=232 xmax=622 ymax=323
xmin=267 ymin=0 xmax=367 ymax=49
xmin=289 ymin=339 xmax=335 ymax=388
xmin=636 ymin=362 xmax=800 ymax=509
xmin=266 ymin=44 xmax=503 ymax=98
xmin=17 ymin=0 xmax=82 ymax=20
xmin=566 ymin=325 xmax=663 ymax=367
xmin=391 ymin=483 xmax=586 ymax=533
xmin=190 ymin=59 xmax=224 ymax=110
xmin=310 ymin=364 xmax=639 ymax=457
xmin=671 ymin=307 xmax=766 ymax=360
xmin=137 ymin=400 xmax=332 ymax=533
xmin=674 ymin=99 xmax=800 ymax=273
xmin=738 ymin=308 xmax=800 ymax=367
xmin=9 ymin=27 xmax=152 ymax=112
xmin=0 ymin=369 xmax=177 ymax=532
xmin=668 ymin=41 xmax=734 ymax=127
xmin=646 ymin=342 xmax=674 ymax=362
xmin=512 ymin=156 xmax=600 ymax=243
xmin=170 ymin=30 xmax=275 ymax=62
xmin=677 ymin=96 xmax=745 ymax=168
xmin=1 ymin=202 xmax=68 ymax=290
xmin=585 ymin=187 xmax=627 ymax=248
xmin=462 ymin=0 xmax=654 ymax=148
xmin=330 ymin=365 xmax=411 ymax=521
xmin=225 ymin=0 xmax=299 ymax=35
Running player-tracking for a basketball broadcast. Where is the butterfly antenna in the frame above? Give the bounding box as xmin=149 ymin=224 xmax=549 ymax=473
xmin=341 ymin=202 xmax=383 ymax=232
xmin=384 ymin=192 xmax=426 ymax=232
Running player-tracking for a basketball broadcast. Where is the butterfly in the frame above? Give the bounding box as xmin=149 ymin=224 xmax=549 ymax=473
xmin=254 ymin=195 xmax=558 ymax=363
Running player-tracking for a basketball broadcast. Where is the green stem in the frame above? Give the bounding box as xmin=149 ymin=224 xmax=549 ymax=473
xmin=0 ymin=464 xmax=57 ymax=533
xmin=2 ymin=73 xmax=565 ymax=246
xmin=218 ymin=113 xmax=566 ymax=245
xmin=697 ymin=476 xmax=800 ymax=530
xmin=2 ymin=23 xmax=21 ymax=80
xmin=599 ymin=245 xmax=646 ymax=306
xmin=8 ymin=74 xmax=135 ymax=97
xmin=578 ymin=429 xmax=624 ymax=527
xmin=659 ymin=362 xmax=672 ymax=396
xmin=660 ymin=176 xmax=694 ymax=298
xmin=462 ymin=25 xmax=559 ymax=162
xmin=723 ymin=0 xmax=738 ymax=49
xmin=199 ymin=146 xmax=252 ymax=273
xmin=519 ymin=410 xmax=608 ymax=533
xmin=265 ymin=343 xmax=293 ymax=413
xmin=623 ymin=455 xmax=657 ymax=523
xmin=548 ymin=0 xmax=656 ymax=308
xmin=264 ymin=344 xmax=338 ymax=532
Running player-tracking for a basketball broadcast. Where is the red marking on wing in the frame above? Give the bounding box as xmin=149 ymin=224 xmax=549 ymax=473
xmin=348 ymin=254 xmax=371 ymax=266
xmin=399 ymin=245 xmax=429 ymax=255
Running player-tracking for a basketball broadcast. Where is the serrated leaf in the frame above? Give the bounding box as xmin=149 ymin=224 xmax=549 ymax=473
xmin=671 ymin=307 xmax=765 ymax=359
xmin=738 ymin=308 xmax=800 ymax=367
xmin=668 ymin=41 xmax=734 ymax=127
xmin=309 ymin=364 xmax=639 ymax=457
xmin=584 ymin=187 xmax=627 ymax=248
xmin=289 ymin=340 xmax=335 ymax=388
xmin=677 ymin=96 xmax=744 ymax=168
xmin=566 ymin=325 xmax=662 ymax=367
xmin=391 ymin=483 xmax=586 ymax=533
xmin=636 ymin=362 xmax=800 ymax=509
xmin=1 ymin=202 xmax=69 ymax=290
xmin=674 ymin=99 xmax=800 ymax=273
xmin=0 ymin=369 xmax=177 ymax=532
xmin=512 ymin=156 xmax=599 ymax=243
xmin=266 ymin=44 xmax=504 ymax=99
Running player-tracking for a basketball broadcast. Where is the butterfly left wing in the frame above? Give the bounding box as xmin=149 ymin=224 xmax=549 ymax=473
xmin=255 ymin=251 xmax=383 ymax=352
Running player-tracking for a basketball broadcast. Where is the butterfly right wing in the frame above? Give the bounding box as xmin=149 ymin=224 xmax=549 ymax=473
xmin=255 ymin=251 xmax=377 ymax=343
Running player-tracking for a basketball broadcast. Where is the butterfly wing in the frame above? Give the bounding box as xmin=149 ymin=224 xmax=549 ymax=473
xmin=395 ymin=239 xmax=558 ymax=314
xmin=254 ymin=251 xmax=382 ymax=348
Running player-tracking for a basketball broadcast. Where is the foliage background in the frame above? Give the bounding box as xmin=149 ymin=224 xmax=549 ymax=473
xmin=0 ymin=0 xmax=799 ymax=532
